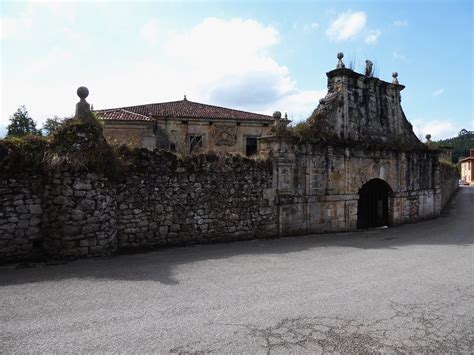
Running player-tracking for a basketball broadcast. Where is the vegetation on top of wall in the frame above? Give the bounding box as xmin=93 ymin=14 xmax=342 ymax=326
xmin=439 ymin=158 xmax=460 ymax=175
xmin=270 ymin=120 xmax=430 ymax=153
xmin=1 ymin=113 xmax=120 ymax=179
xmin=1 ymin=113 xmax=272 ymax=179
xmin=0 ymin=134 xmax=48 ymax=172
xmin=44 ymin=113 xmax=122 ymax=178
xmin=115 ymin=146 xmax=272 ymax=175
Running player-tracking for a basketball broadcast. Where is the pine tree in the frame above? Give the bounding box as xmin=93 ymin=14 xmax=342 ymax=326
xmin=6 ymin=105 xmax=40 ymax=137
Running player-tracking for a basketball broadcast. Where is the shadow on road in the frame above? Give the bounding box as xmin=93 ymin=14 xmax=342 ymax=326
xmin=0 ymin=187 xmax=472 ymax=286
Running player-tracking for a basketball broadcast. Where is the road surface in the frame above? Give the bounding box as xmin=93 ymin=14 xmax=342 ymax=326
xmin=1 ymin=187 xmax=473 ymax=353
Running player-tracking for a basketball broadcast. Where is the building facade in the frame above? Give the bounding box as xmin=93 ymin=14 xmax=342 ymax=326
xmin=460 ymin=149 xmax=474 ymax=184
xmin=95 ymin=98 xmax=279 ymax=156
xmin=259 ymin=63 xmax=458 ymax=234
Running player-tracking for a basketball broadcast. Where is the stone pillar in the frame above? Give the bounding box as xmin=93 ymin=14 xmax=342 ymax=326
xmin=41 ymin=87 xmax=118 ymax=258
xmin=42 ymin=172 xmax=117 ymax=258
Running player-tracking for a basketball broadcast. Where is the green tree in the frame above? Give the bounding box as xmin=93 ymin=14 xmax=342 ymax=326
xmin=432 ymin=128 xmax=474 ymax=163
xmin=6 ymin=105 xmax=40 ymax=137
xmin=42 ymin=116 xmax=64 ymax=136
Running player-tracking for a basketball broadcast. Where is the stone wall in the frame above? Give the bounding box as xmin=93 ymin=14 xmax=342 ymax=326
xmin=42 ymin=172 xmax=117 ymax=258
xmin=0 ymin=145 xmax=459 ymax=263
xmin=0 ymin=151 xmax=277 ymax=262
xmin=0 ymin=175 xmax=43 ymax=259
xmin=439 ymin=161 xmax=459 ymax=209
xmin=116 ymin=152 xmax=276 ymax=248
xmin=260 ymin=140 xmax=448 ymax=236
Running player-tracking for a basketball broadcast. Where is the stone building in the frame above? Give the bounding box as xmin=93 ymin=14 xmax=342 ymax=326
xmin=95 ymin=97 xmax=280 ymax=156
xmin=259 ymin=55 xmax=458 ymax=233
xmin=0 ymin=54 xmax=459 ymax=262
xmin=460 ymin=149 xmax=474 ymax=184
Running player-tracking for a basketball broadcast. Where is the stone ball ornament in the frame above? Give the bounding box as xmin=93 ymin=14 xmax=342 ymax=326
xmin=336 ymin=52 xmax=345 ymax=69
xmin=273 ymin=111 xmax=282 ymax=120
xmin=77 ymin=86 xmax=89 ymax=100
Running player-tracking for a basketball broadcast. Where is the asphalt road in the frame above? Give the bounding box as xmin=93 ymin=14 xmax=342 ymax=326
xmin=1 ymin=187 xmax=473 ymax=353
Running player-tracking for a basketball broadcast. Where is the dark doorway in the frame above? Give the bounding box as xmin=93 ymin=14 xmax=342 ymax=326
xmin=357 ymin=179 xmax=392 ymax=229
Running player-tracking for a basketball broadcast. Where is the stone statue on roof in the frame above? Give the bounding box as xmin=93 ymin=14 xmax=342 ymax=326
xmin=365 ymin=60 xmax=373 ymax=77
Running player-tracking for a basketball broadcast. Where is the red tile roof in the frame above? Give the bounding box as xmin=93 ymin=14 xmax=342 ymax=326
xmin=95 ymin=99 xmax=273 ymax=122
xmin=96 ymin=109 xmax=153 ymax=122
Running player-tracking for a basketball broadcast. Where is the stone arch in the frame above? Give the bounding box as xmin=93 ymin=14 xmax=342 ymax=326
xmin=357 ymin=178 xmax=393 ymax=229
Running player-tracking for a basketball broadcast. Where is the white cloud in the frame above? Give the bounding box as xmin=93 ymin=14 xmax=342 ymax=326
xmin=92 ymin=17 xmax=322 ymax=122
xmin=1 ymin=17 xmax=325 ymax=127
xmin=140 ymin=19 xmax=160 ymax=44
xmin=0 ymin=7 xmax=33 ymax=40
xmin=393 ymin=20 xmax=408 ymax=27
xmin=326 ymin=11 xmax=366 ymax=41
xmin=393 ymin=50 xmax=408 ymax=62
xmin=412 ymin=119 xmax=458 ymax=141
xmin=1 ymin=2 xmax=75 ymax=41
xmin=273 ymin=89 xmax=327 ymax=123
xmin=365 ymin=29 xmax=381 ymax=44
xmin=432 ymin=88 xmax=444 ymax=96
xmin=25 ymin=47 xmax=73 ymax=75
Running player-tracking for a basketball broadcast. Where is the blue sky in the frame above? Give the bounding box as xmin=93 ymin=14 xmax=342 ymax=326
xmin=1 ymin=0 xmax=472 ymax=140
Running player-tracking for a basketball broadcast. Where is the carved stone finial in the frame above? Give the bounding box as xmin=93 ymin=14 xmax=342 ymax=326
xmin=365 ymin=60 xmax=373 ymax=77
xmin=75 ymin=86 xmax=93 ymax=122
xmin=273 ymin=111 xmax=282 ymax=120
xmin=336 ymin=52 xmax=345 ymax=69
xmin=392 ymin=72 xmax=399 ymax=85
xmin=77 ymin=86 xmax=89 ymax=99
xmin=184 ymin=94 xmax=187 ymax=101
xmin=284 ymin=112 xmax=288 ymax=120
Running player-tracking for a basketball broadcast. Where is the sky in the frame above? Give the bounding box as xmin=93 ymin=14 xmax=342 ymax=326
xmin=1 ymin=0 xmax=472 ymax=140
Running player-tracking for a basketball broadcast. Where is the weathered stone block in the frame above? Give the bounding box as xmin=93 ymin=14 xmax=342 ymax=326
xmin=73 ymin=181 xmax=92 ymax=190
xmin=82 ymin=224 xmax=100 ymax=234
xmin=29 ymin=204 xmax=42 ymax=215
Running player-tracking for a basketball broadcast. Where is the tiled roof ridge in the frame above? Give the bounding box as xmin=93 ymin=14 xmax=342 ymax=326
xmin=180 ymin=99 xmax=273 ymax=119
xmin=96 ymin=99 xmax=273 ymax=120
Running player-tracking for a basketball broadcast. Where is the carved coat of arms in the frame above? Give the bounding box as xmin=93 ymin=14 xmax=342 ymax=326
xmin=212 ymin=124 xmax=237 ymax=146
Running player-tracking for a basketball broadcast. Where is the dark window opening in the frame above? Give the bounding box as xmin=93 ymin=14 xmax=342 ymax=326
xmin=209 ymin=121 xmax=213 ymax=125
xmin=263 ymin=123 xmax=269 ymax=127
xmin=181 ymin=120 xmax=188 ymax=125
xmin=169 ymin=143 xmax=176 ymax=152
xmin=189 ymin=135 xmax=203 ymax=154
xmin=236 ymin=122 xmax=241 ymax=126
xmin=32 ymin=239 xmax=42 ymax=249
xmin=246 ymin=137 xmax=258 ymax=156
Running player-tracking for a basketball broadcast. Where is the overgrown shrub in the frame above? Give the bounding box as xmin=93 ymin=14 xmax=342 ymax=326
xmin=0 ymin=134 xmax=48 ymax=172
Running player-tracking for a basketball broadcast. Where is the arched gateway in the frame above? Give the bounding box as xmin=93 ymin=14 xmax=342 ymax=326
xmin=357 ymin=179 xmax=393 ymax=229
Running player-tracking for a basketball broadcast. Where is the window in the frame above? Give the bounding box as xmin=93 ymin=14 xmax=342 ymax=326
xmin=169 ymin=143 xmax=176 ymax=152
xmin=189 ymin=135 xmax=203 ymax=154
xmin=246 ymin=137 xmax=258 ymax=156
